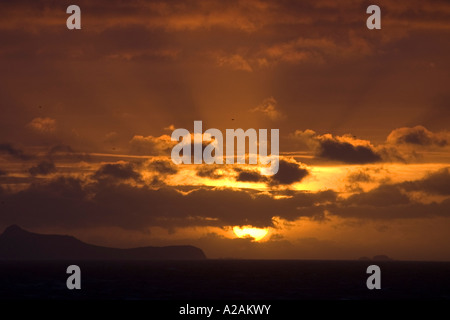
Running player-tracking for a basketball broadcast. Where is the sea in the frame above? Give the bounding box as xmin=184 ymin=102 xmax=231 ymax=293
xmin=0 ymin=260 xmax=448 ymax=317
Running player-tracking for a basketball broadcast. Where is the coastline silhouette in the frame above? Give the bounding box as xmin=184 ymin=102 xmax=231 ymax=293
xmin=0 ymin=225 xmax=206 ymax=260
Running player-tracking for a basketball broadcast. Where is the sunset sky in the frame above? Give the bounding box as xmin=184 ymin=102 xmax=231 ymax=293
xmin=1 ymin=0 xmax=450 ymax=260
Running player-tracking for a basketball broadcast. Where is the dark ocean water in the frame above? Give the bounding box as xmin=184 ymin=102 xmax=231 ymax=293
xmin=0 ymin=260 xmax=449 ymax=300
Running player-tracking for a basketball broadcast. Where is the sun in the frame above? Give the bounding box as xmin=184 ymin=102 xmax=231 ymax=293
xmin=233 ymin=226 xmax=269 ymax=241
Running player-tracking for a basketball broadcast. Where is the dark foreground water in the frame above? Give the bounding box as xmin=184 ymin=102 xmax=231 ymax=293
xmin=0 ymin=260 xmax=449 ymax=300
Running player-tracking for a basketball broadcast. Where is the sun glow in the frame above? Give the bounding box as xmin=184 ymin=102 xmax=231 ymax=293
xmin=233 ymin=226 xmax=269 ymax=241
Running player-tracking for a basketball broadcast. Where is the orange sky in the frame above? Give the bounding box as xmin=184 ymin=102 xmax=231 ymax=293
xmin=1 ymin=0 xmax=450 ymax=260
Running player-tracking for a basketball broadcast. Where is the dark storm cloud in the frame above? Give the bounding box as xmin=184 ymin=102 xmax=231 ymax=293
xmin=291 ymin=127 xmax=450 ymax=164
xmin=93 ymin=163 xmax=142 ymax=182
xmin=147 ymin=159 xmax=178 ymax=175
xmin=235 ymin=169 xmax=268 ymax=183
xmin=232 ymin=160 xmax=310 ymax=185
xmin=328 ymin=199 xmax=450 ymax=220
xmin=196 ymin=166 xmax=223 ymax=179
xmin=400 ymin=167 xmax=450 ymax=196
xmin=1 ymin=165 xmax=450 ymax=230
xmin=347 ymin=169 xmax=374 ymax=183
xmin=343 ymin=184 xmax=410 ymax=207
xmin=270 ymin=160 xmax=309 ymax=185
xmin=318 ymin=139 xmax=382 ymax=164
xmin=28 ymin=160 xmax=56 ymax=176
xmin=328 ymin=190 xmax=449 ymax=220
xmin=328 ymin=168 xmax=450 ymax=220
xmin=0 ymin=143 xmax=33 ymax=160
xmin=0 ymin=174 xmax=335 ymax=230
xmin=386 ymin=126 xmax=449 ymax=147
xmin=344 ymin=168 xmax=382 ymax=193
xmin=291 ymin=130 xmax=383 ymax=164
